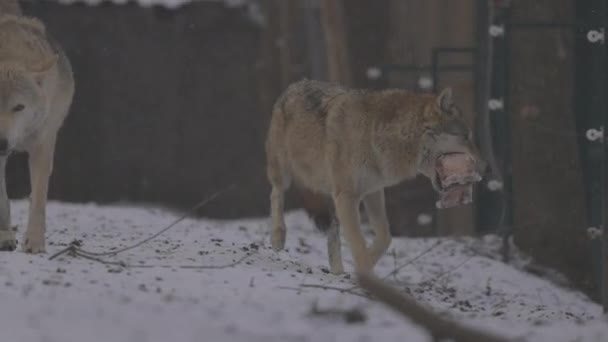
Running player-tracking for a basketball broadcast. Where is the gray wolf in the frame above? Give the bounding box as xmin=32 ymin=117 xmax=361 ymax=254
xmin=265 ymin=79 xmax=485 ymax=274
xmin=0 ymin=1 xmax=75 ymax=253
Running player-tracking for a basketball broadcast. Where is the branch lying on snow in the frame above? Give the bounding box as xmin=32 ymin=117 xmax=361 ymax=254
xmin=50 ymin=184 xmax=236 ymax=261
xmin=48 ymin=185 xmax=244 ymax=269
xmin=308 ymin=300 xmax=367 ymax=324
xmin=179 ymin=253 xmax=254 ymax=269
xmin=358 ymin=273 xmax=514 ymax=342
xmin=53 ymin=243 xmax=256 ymax=270
xmin=299 ymin=283 xmax=371 ymax=299
xmin=281 ymin=240 xmax=450 ymax=300
xmin=382 ymin=240 xmax=443 ymax=280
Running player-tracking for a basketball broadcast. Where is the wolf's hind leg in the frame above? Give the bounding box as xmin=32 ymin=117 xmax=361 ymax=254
xmin=267 ymin=154 xmax=291 ymax=251
xmin=327 ymin=215 xmax=344 ymax=274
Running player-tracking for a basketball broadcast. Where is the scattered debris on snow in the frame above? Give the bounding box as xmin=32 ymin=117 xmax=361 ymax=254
xmin=0 ymin=200 xmax=606 ymax=342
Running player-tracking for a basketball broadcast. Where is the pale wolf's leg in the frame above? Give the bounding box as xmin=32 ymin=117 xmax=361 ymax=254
xmin=267 ymin=156 xmax=290 ymax=251
xmin=270 ymin=185 xmax=287 ymax=251
xmin=333 ymin=192 xmax=372 ymax=273
xmin=22 ymin=137 xmax=56 ymax=253
xmin=363 ymin=189 xmax=392 ymax=266
xmin=0 ymin=156 xmax=16 ymax=251
xmin=327 ymin=215 xmax=344 ymax=274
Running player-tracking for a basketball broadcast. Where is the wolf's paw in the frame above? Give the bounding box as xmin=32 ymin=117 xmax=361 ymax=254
xmin=330 ymin=263 xmax=344 ymax=275
xmin=22 ymin=230 xmax=45 ymax=254
xmin=271 ymin=225 xmax=286 ymax=251
xmin=0 ymin=228 xmax=17 ymax=251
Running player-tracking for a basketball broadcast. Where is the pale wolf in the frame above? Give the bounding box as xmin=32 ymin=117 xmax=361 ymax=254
xmin=0 ymin=1 xmax=74 ymax=253
xmin=265 ymin=79 xmax=485 ymax=274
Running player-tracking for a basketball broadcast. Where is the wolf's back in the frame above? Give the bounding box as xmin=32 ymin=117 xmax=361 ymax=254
xmin=0 ymin=0 xmax=21 ymax=16
xmin=274 ymin=79 xmax=347 ymax=122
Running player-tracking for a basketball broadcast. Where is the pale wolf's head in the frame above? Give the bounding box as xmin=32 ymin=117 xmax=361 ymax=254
xmin=416 ymin=88 xmax=487 ymax=193
xmin=0 ymin=55 xmax=57 ymax=155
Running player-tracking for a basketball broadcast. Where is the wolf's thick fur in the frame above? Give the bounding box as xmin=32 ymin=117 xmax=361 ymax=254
xmin=266 ymin=79 xmax=484 ymax=274
xmin=0 ymin=2 xmax=75 ymax=253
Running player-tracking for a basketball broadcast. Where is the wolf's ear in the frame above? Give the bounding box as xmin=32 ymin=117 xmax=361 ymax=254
xmin=437 ymin=87 xmax=453 ymax=112
xmin=28 ymin=54 xmax=58 ymax=86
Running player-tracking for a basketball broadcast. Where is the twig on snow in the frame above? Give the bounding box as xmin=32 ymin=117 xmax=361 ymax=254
xmin=308 ymin=300 xmax=367 ymax=324
xmin=287 ymin=239 xmax=445 ymax=298
xmin=358 ymin=273 xmax=513 ymax=342
xmin=66 ymin=247 xmax=255 ymax=270
xmin=422 ymin=254 xmax=474 ymax=286
xmin=178 ymin=252 xmax=253 ymax=269
xmin=299 ymin=283 xmax=372 ymax=299
xmin=48 ymin=242 xmax=79 ymax=261
xmin=77 ymin=184 xmax=235 ymax=258
xmin=382 ymin=240 xmax=443 ymax=280
xmin=48 ymin=185 xmax=236 ymax=266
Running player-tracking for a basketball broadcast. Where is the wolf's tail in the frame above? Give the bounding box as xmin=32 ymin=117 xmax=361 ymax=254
xmin=0 ymin=0 xmax=21 ymax=16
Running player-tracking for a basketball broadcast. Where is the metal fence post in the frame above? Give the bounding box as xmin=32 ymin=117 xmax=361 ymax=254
xmin=575 ymin=0 xmax=607 ymax=309
xmin=598 ymin=0 xmax=608 ymax=314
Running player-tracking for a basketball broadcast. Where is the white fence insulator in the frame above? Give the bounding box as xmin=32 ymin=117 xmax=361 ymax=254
xmin=366 ymin=67 xmax=382 ymax=80
xmin=488 ymin=98 xmax=504 ymax=111
xmin=586 ymin=127 xmax=604 ymax=142
xmin=587 ymin=227 xmax=603 ymax=240
xmin=418 ymin=76 xmax=433 ymax=90
xmin=587 ymin=29 xmax=605 ymax=44
xmin=417 ymin=213 xmax=433 ymax=226
xmin=487 ymin=179 xmax=503 ymax=191
xmin=489 ymin=25 xmax=505 ymax=37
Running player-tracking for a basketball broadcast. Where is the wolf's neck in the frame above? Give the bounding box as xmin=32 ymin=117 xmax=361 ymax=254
xmin=0 ymin=0 xmax=22 ymax=16
xmin=370 ymin=127 xmax=424 ymax=183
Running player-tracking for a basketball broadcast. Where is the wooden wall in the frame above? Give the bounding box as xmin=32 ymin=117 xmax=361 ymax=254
xmin=381 ymin=0 xmax=478 ymax=236
xmin=9 ymin=2 xmax=267 ymax=217
xmin=8 ymin=1 xmax=480 ymax=235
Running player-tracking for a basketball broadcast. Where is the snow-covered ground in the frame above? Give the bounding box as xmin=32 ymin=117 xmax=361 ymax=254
xmin=0 ymin=200 xmax=606 ymax=342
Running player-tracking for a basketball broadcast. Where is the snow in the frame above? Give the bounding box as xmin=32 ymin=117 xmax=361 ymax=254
xmin=0 ymin=200 xmax=607 ymax=342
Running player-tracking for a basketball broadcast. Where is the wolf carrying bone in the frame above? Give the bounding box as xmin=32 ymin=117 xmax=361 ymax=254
xmin=265 ymin=79 xmax=485 ymax=274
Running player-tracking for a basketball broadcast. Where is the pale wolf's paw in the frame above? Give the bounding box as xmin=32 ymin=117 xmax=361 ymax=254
xmin=22 ymin=230 xmax=45 ymax=254
xmin=0 ymin=229 xmax=17 ymax=251
xmin=271 ymin=225 xmax=286 ymax=251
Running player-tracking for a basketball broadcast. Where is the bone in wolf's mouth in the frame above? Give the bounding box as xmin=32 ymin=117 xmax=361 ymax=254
xmin=434 ymin=153 xmax=462 ymax=191
xmin=435 ymin=152 xmax=481 ymax=191
xmin=434 ymin=152 xmax=482 ymax=209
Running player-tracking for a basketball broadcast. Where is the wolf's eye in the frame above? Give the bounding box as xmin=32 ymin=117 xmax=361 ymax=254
xmin=12 ymin=104 xmax=25 ymax=113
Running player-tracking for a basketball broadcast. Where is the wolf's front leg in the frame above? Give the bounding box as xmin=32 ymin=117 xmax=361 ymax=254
xmin=23 ymin=139 xmax=55 ymax=253
xmin=363 ymin=189 xmax=392 ymax=266
xmin=333 ymin=192 xmax=373 ymax=273
xmin=0 ymin=156 xmax=16 ymax=251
